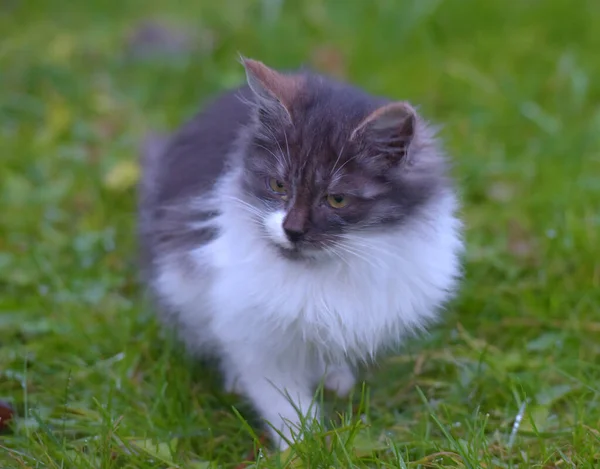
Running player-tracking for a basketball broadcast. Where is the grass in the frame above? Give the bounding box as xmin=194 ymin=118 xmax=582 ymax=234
xmin=1 ymin=0 xmax=600 ymax=467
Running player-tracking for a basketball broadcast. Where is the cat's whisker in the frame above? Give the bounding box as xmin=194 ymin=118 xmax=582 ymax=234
xmin=330 ymin=234 xmax=389 ymax=259
xmin=325 ymin=245 xmax=352 ymax=268
xmin=282 ymin=127 xmax=292 ymax=166
xmin=225 ymin=195 xmax=260 ymax=211
xmin=331 ymin=234 xmax=408 ymax=264
xmin=245 ymin=192 xmax=277 ymax=212
xmin=232 ymin=203 xmax=263 ymax=219
xmin=318 ymin=241 xmax=344 ymax=258
xmin=252 ymin=143 xmax=286 ymax=169
xmin=330 ymin=241 xmax=380 ymax=270
xmin=260 ymin=121 xmax=290 ymax=169
xmin=331 ymin=152 xmax=361 ymax=180
xmin=158 ymin=204 xmax=216 ymax=217
xmin=330 ymin=141 xmax=346 ymax=178
xmin=226 ymin=196 xmax=266 ymax=219
xmin=334 ymin=233 xmax=390 ymax=249
xmin=234 ymin=90 xmax=256 ymax=108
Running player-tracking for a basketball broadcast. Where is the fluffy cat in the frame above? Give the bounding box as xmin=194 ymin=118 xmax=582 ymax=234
xmin=137 ymin=57 xmax=463 ymax=448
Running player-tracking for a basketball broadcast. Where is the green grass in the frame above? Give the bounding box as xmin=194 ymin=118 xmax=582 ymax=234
xmin=1 ymin=0 xmax=600 ymax=467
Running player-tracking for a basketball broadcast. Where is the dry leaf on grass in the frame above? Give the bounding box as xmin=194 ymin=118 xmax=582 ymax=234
xmin=0 ymin=400 xmax=14 ymax=431
xmin=104 ymin=161 xmax=140 ymax=191
xmin=507 ymin=219 xmax=538 ymax=260
xmin=310 ymin=45 xmax=347 ymax=79
xmin=126 ymin=19 xmax=215 ymax=60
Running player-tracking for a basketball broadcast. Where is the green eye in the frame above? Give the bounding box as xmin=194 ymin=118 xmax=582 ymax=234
xmin=268 ymin=177 xmax=287 ymax=194
xmin=327 ymin=194 xmax=348 ymax=208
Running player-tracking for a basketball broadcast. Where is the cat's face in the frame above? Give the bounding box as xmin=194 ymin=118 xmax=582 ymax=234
xmin=241 ymin=129 xmax=411 ymax=260
xmin=237 ymin=59 xmax=446 ymax=260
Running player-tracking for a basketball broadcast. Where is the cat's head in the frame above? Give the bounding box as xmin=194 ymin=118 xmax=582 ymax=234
xmin=236 ymin=58 xmax=450 ymax=260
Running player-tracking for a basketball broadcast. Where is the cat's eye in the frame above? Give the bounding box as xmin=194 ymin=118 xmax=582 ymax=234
xmin=268 ymin=177 xmax=287 ymax=195
xmin=327 ymin=194 xmax=348 ymax=208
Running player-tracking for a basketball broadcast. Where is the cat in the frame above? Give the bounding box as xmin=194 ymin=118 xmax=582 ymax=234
xmin=137 ymin=57 xmax=463 ymax=448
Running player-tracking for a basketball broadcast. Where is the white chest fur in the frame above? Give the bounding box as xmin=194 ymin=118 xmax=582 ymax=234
xmin=194 ymin=189 xmax=463 ymax=363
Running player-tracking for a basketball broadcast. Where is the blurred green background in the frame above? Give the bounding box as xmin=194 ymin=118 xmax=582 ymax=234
xmin=1 ymin=0 xmax=599 ymax=467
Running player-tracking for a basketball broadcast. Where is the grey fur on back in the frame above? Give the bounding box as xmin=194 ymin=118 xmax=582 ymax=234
xmin=137 ymin=87 xmax=254 ymax=280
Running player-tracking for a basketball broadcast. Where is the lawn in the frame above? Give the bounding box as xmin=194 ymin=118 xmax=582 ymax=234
xmin=1 ymin=0 xmax=600 ymax=467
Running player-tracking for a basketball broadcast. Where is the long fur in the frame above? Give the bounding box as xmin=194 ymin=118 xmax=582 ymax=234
xmin=139 ymin=59 xmax=464 ymax=448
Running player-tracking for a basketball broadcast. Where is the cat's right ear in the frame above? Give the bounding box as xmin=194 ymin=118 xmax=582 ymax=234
xmin=350 ymin=102 xmax=419 ymax=170
xmin=240 ymin=57 xmax=301 ymax=123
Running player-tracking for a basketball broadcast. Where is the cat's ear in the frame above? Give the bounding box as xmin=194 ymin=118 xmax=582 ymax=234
xmin=351 ymin=102 xmax=418 ymax=167
xmin=241 ymin=57 xmax=301 ymax=122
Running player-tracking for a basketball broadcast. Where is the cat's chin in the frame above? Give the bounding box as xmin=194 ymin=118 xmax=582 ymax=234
xmin=273 ymin=244 xmax=328 ymax=262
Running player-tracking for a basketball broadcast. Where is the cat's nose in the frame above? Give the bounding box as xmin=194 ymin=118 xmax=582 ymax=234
xmin=284 ymin=228 xmax=305 ymax=243
xmin=282 ymin=206 xmax=308 ymax=243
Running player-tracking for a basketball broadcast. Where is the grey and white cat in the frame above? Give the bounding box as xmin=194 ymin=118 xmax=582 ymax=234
xmin=138 ymin=58 xmax=463 ymax=448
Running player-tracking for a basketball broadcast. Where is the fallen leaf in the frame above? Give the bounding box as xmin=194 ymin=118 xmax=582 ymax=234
xmin=39 ymin=95 xmax=72 ymax=143
xmin=520 ymin=405 xmax=550 ymax=433
xmin=526 ymin=332 xmax=562 ymax=352
xmin=352 ymin=432 xmax=388 ymax=456
xmin=234 ymin=433 xmax=269 ymax=469
xmin=128 ymin=438 xmax=177 ymax=464
xmin=0 ymin=400 xmax=15 ymax=431
xmin=189 ymin=461 xmax=217 ymax=469
xmin=278 ymin=446 xmax=305 ymax=468
xmin=486 ymin=181 xmax=515 ymax=202
xmin=47 ymin=34 xmax=76 ymax=63
xmin=310 ymin=45 xmax=347 ymax=79
xmin=104 ymin=161 xmax=140 ymax=191
xmin=535 ymin=384 xmax=575 ymax=407
xmin=125 ymin=19 xmax=214 ymax=60
xmin=507 ymin=219 xmax=537 ymax=260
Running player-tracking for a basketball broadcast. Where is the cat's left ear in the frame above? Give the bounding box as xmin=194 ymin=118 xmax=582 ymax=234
xmin=351 ymin=102 xmax=418 ymax=167
xmin=241 ymin=57 xmax=302 ymax=122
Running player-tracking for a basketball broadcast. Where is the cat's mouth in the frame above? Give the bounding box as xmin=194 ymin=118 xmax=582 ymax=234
xmin=262 ymin=211 xmax=328 ymax=261
xmin=274 ymin=243 xmax=324 ymax=262
xmin=277 ymin=246 xmax=304 ymax=260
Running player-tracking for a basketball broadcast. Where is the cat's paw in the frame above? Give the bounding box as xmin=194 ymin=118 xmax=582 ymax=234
xmin=324 ymin=366 xmax=356 ymax=397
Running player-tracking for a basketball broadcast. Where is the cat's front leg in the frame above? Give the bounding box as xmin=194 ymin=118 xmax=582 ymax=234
xmin=222 ymin=347 xmax=319 ymax=449
xmin=311 ymin=355 xmax=357 ymax=397
xmin=324 ymin=363 xmax=356 ymax=397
